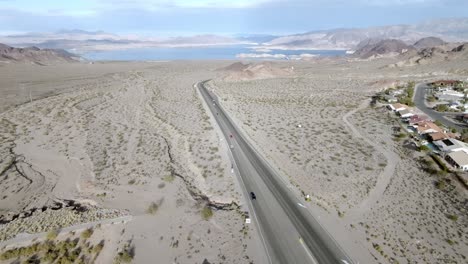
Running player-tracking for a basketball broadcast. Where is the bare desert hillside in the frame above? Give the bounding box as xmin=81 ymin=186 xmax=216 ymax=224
xmin=219 ymin=61 xmax=294 ymax=81
xmin=0 ymin=43 xmax=80 ymax=65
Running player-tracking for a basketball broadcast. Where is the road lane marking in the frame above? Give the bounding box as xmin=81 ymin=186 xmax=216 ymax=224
xmin=299 ymin=237 xmax=318 ymax=264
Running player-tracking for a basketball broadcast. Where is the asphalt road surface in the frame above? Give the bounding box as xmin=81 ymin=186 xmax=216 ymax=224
xmin=197 ymin=80 xmax=353 ymax=264
xmin=414 ymin=83 xmax=465 ymax=130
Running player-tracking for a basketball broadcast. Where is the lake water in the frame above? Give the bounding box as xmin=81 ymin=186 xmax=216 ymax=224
xmin=83 ymin=45 xmax=346 ymax=61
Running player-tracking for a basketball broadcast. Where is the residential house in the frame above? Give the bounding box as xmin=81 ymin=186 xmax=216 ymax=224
xmin=388 ymin=103 xmax=408 ymax=111
xmin=428 ymin=132 xmax=458 ymax=141
xmin=446 ymin=151 xmax=468 ymax=171
xmin=415 ymin=121 xmax=443 ymax=134
xmin=433 ymin=138 xmax=468 ymax=156
xmin=398 ymin=109 xmax=414 ymax=118
xmin=462 ymin=114 xmax=468 ymax=124
xmin=408 ymin=115 xmax=429 ymax=125
xmin=431 ymin=80 xmax=459 ymax=87
xmin=383 ymin=94 xmax=398 ymax=103
xmin=435 ymin=90 xmax=465 ymax=102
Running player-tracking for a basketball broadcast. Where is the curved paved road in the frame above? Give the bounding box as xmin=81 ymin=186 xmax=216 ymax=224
xmin=198 ymin=80 xmax=353 ymax=264
xmin=414 ymin=83 xmax=466 ymax=130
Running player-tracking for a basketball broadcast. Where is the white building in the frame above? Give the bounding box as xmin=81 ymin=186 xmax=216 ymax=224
xmin=433 ymin=138 xmax=468 ymax=156
xmin=398 ymin=109 xmax=414 ymax=118
xmin=388 ymin=103 xmax=408 ymax=112
xmin=446 ymin=151 xmax=468 ymax=171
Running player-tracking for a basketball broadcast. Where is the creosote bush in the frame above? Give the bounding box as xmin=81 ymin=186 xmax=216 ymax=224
xmin=201 ymin=206 xmax=213 ymax=220
xmin=81 ymin=228 xmax=94 ymax=240
xmin=146 ymin=202 xmax=159 ymax=215
xmin=47 ymin=229 xmax=59 ymax=240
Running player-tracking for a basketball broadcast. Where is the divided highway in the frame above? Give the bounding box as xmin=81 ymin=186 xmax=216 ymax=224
xmin=197 ymin=80 xmax=353 ymax=264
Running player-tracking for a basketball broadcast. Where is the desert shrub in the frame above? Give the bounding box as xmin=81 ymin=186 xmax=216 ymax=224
xmin=419 ymin=145 xmax=430 ymax=152
xmin=446 ymin=214 xmax=458 ymax=222
xmin=81 ymin=228 xmax=94 ymax=240
xmin=435 ymin=104 xmax=449 ymax=112
xmin=395 ymin=133 xmax=406 ymax=139
xmin=93 ymin=242 xmax=104 ymax=254
xmin=128 ymin=179 xmax=136 ymax=185
xmin=114 ymin=243 xmax=134 ymax=264
xmin=201 ymin=206 xmax=213 ymax=220
xmin=430 ymin=154 xmax=449 ymax=172
xmin=146 ymin=202 xmax=158 ymax=215
xmin=47 ymin=229 xmax=59 ymax=240
xmin=163 ymin=174 xmax=175 ymax=182
xmin=115 ymin=251 xmax=133 ymax=263
xmin=435 ymin=179 xmax=447 ymax=190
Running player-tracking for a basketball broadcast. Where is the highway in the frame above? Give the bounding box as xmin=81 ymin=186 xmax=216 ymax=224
xmin=414 ymin=83 xmax=465 ymax=130
xmin=197 ymin=80 xmax=353 ymax=264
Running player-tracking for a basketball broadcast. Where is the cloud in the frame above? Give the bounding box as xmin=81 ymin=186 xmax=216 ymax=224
xmin=0 ymin=0 xmax=467 ymax=35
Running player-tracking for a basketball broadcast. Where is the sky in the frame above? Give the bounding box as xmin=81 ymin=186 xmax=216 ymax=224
xmin=0 ymin=0 xmax=467 ymax=36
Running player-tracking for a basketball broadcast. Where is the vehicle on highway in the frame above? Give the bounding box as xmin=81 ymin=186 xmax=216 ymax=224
xmin=250 ymin=192 xmax=256 ymax=200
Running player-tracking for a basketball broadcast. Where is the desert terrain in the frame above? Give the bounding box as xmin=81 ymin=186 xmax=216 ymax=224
xmin=0 ymin=61 xmax=262 ymax=263
xmin=0 ymin=51 xmax=467 ymax=264
xmin=208 ymin=56 xmax=468 ymax=263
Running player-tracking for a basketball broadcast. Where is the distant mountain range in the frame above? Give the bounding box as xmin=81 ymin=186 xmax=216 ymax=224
xmin=0 ymin=43 xmax=80 ymax=64
xmin=0 ymin=18 xmax=467 ymax=54
xmin=0 ymin=31 xmax=251 ymax=53
xmin=258 ymin=18 xmax=468 ymax=51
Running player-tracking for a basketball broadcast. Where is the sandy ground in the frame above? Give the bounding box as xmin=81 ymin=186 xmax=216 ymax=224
xmin=0 ymin=61 xmax=262 ymax=263
xmin=210 ymin=58 xmax=468 ymax=263
xmin=0 ymin=57 xmax=467 ymax=263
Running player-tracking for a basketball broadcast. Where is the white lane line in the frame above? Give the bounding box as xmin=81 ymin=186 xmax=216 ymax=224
xmin=299 ymin=237 xmax=318 ymax=264
xmin=297 ymin=203 xmax=307 ymax=208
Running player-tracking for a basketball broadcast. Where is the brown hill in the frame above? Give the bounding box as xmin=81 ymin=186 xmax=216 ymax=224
xmin=220 ymin=62 xmax=294 ymax=82
xmin=218 ymin=62 xmax=250 ymax=72
xmin=0 ymin=43 xmax=80 ymax=65
xmin=354 ymin=39 xmax=416 ymax=59
xmin=388 ymin=42 xmax=468 ymax=67
xmin=413 ymin=37 xmax=446 ymax=50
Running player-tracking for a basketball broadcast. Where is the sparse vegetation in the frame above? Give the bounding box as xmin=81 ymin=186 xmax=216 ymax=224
xmin=47 ymin=229 xmax=59 ymax=240
xmin=146 ymin=202 xmax=159 ymax=215
xmin=114 ymin=241 xmax=134 ymax=264
xmin=201 ymin=206 xmax=213 ymax=220
xmin=0 ymin=235 xmax=103 ymax=262
xmin=80 ymin=228 xmax=94 ymax=240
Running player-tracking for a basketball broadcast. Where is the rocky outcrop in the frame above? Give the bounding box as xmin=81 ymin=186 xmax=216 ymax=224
xmin=354 ymin=39 xmax=416 ymax=59
xmin=413 ymin=37 xmax=446 ymax=50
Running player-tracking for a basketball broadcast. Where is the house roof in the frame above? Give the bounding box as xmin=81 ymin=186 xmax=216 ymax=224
xmin=433 ymin=138 xmax=468 ymax=152
xmin=391 ymin=103 xmax=408 ymax=110
xmin=399 ymin=109 xmax=411 ymax=115
xmin=432 ymin=80 xmax=459 ymax=85
xmin=448 ymin=151 xmax=468 ymax=166
xmin=416 ymin=121 xmax=443 ymax=133
xmin=409 ymin=115 xmax=428 ymax=124
xmin=429 ymin=132 xmax=457 ymax=141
